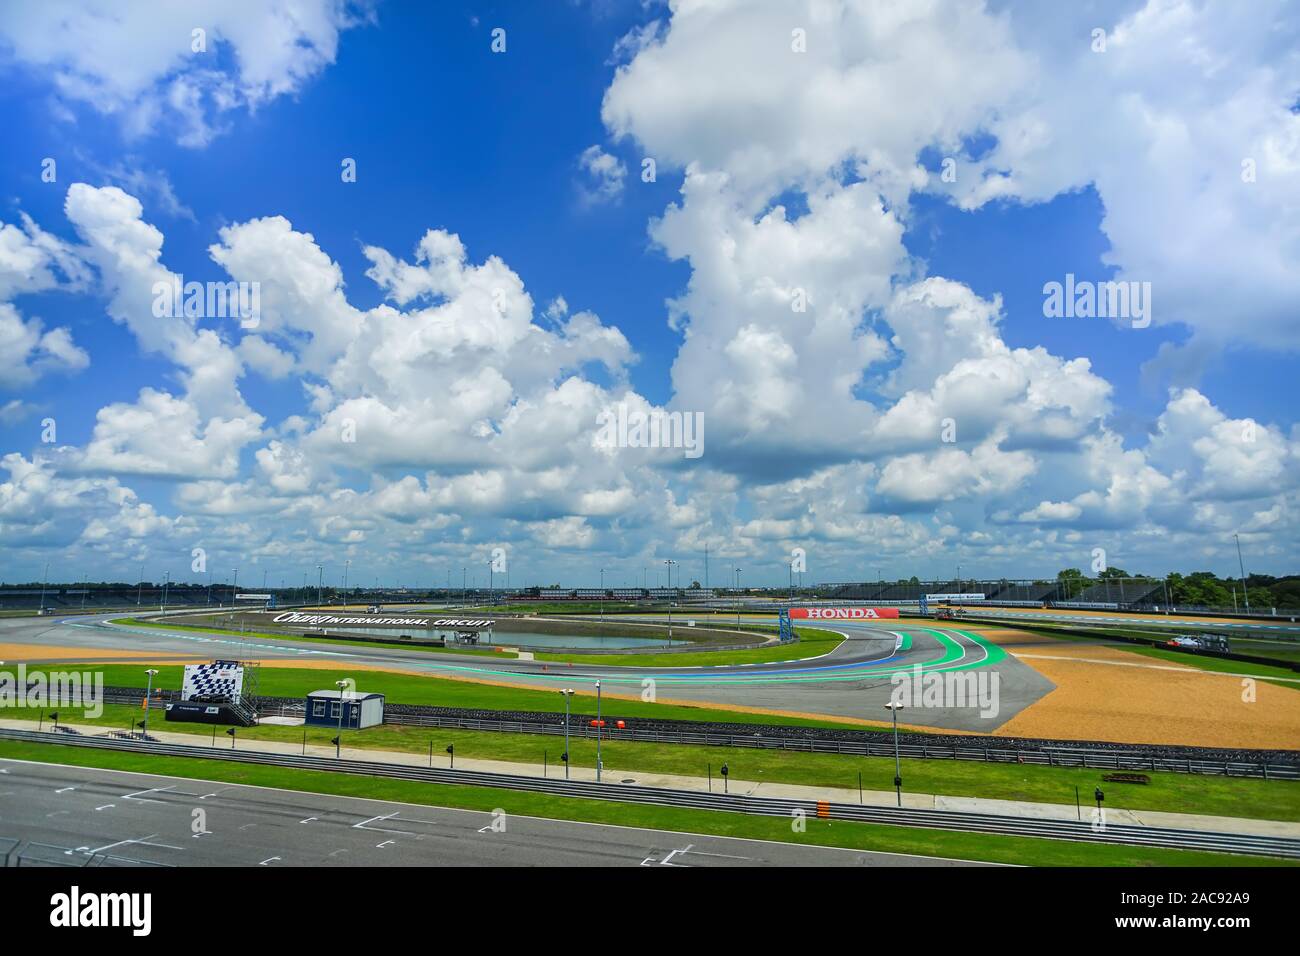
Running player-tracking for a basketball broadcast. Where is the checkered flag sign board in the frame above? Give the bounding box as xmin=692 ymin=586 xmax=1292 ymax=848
xmin=182 ymin=660 xmax=245 ymax=702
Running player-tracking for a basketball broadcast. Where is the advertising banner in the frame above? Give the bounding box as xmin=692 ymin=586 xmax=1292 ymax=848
xmin=788 ymin=607 xmax=900 ymax=620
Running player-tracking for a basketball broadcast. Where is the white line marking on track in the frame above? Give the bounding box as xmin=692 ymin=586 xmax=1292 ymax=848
xmin=0 ymin=756 xmax=1013 ymax=866
xmin=82 ymin=834 xmax=182 ymax=856
xmin=354 ymin=812 xmax=414 ymax=835
xmin=122 ymin=786 xmax=172 ymax=802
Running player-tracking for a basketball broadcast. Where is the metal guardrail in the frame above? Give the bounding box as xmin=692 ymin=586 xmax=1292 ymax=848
xmin=371 ymin=713 xmax=1300 ymax=780
xmin=2 ymin=728 xmax=1297 ymax=859
xmin=99 ymin=688 xmax=1299 ymax=780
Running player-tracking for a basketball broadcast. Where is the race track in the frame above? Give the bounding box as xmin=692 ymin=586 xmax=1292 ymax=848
xmin=0 ymin=612 xmax=1053 ymax=730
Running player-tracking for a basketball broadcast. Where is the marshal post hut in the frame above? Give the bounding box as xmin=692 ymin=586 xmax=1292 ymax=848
xmin=305 ymin=689 xmax=385 ymax=729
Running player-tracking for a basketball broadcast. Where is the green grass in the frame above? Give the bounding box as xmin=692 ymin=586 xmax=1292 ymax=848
xmin=1 ymin=738 xmax=1288 ymax=866
xmin=534 ymin=625 xmax=843 ymax=666
xmin=111 ymin=617 xmax=518 ymax=658
xmin=1231 ymin=638 xmax=1300 ymax=665
xmin=1119 ymin=644 xmax=1299 ymax=681
xmin=16 ymin=702 xmax=1299 ymax=822
xmin=69 ymin=662 xmax=861 ymax=729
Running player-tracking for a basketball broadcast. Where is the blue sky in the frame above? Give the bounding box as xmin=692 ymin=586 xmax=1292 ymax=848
xmin=0 ymin=0 xmax=1296 ymax=589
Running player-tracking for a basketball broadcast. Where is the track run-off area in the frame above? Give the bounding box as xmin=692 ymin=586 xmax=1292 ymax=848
xmin=5 ymin=607 xmax=1300 ymax=742
xmin=4 ymin=611 xmax=1037 ymax=731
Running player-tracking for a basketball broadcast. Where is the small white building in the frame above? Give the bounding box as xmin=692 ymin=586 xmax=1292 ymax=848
xmin=305 ymin=689 xmax=385 ymax=729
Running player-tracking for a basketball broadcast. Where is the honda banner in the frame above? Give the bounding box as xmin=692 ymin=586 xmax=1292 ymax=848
xmin=788 ymin=607 xmax=900 ymax=620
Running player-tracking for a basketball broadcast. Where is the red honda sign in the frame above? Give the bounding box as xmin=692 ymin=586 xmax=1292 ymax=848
xmin=788 ymin=607 xmax=900 ymax=620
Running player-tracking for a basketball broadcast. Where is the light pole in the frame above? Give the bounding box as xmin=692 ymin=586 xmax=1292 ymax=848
xmin=599 ymin=568 xmax=608 ymax=623
xmin=664 ymin=559 xmax=675 ymax=644
xmin=232 ymin=568 xmax=238 ymax=607
xmin=462 ymin=567 xmax=467 ymax=607
xmin=142 ymin=669 xmax=158 ymax=738
xmin=343 ymin=559 xmax=350 ymax=605
xmin=316 ymin=564 xmax=323 ymax=606
xmin=160 ymin=571 xmax=170 ymax=613
xmin=595 ymin=679 xmax=603 ymax=783
xmin=1234 ymin=533 xmax=1250 ymax=613
xmin=735 ymin=568 xmax=742 ymax=627
xmin=137 ymin=564 xmax=144 ymax=606
xmin=559 ymin=688 xmax=575 ymax=779
xmin=334 ymin=679 xmax=349 ymax=757
xmin=39 ymin=561 xmax=49 ymax=613
xmin=885 ymin=701 xmax=904 ymax=807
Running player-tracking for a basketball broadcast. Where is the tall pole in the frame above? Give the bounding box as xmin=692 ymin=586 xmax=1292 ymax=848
xmin=599 ymin=568 xmax=606 ymax=622
xmin=137 ymin=564 xmax=144 ymax=606
xmin=142 ymin=669 xmax=158 ymax=737
xmin=887 ymin=702 xmax=903 ymax=807
xmin=316 ymin=564 xmax=323 ymax=606
xmin=1235 ymin=533 xmax=1250 ymax=613
xmin=232 ymin=568 xmax=238 ymax=607
xmin=736 ymin=568 xmax=742 ymax=627
xmin=335 ymin=680 xmax=348 ymax=757
xmin=664 ymin=559 xmax=675 ymax=644
xmin=343 ymin=559 xmax=350 ymax=605
xmin=595 ymin=680 xmax=603 ymax=783
xmin=561 ymin=689 xmax=573 ymax=780
xmin=161 ymin=570 xmax=170 ymax=613
xmin=39 ymin=561 xmax=48 ymax=613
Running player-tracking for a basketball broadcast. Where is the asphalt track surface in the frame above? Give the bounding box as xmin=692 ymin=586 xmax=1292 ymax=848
xmin=1 ymin=613 xmax=1054 ymax=730
xmin=0 ymin=759 xmax=982 ymax=867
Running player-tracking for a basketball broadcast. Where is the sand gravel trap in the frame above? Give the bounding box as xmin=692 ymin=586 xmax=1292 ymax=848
xmin=983 ymin=629 xmax=1300 ymax=749
xmin=0 ymin=643 xmax=188 ymax=664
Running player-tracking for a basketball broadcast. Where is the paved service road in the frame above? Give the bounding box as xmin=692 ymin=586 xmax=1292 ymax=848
xmin=0 ymin=759 xmax=989 ymax=867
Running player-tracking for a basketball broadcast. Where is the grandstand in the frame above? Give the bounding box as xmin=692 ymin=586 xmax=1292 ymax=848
xmin=0 ymin=584 xmax=239 ymax=611
xmin=1063 ymin=579 xmax=1164 ymax=607
xmin=817 ymin=578 xmax=1166 ymax=609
